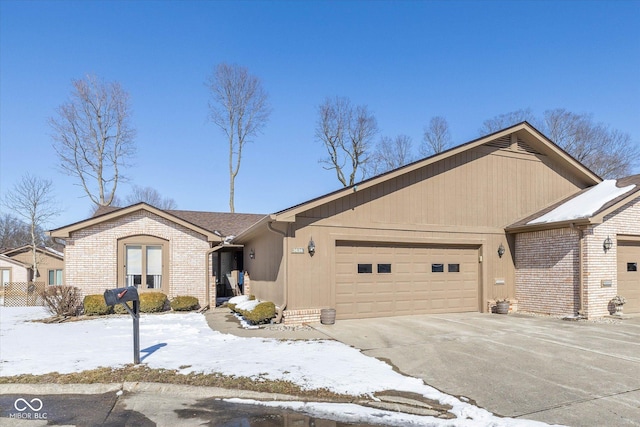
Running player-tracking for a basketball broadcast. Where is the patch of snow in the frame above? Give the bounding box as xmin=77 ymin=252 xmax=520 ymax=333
xmin=528 ymin=180 xmax=635 ymax=224
xmin=0 ymin=306 xmax=556 ymax=426
xmin=228 ymin=294 xmax=249 ymax=305
xmin=235 ymin=299 xmax=261 ymax=311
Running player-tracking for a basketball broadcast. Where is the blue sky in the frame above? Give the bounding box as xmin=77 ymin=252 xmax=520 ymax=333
xmin=1 ymin=0 xmax=639 ymax=228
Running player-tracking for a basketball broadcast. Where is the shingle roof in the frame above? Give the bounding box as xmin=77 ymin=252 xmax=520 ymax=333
xmin=91 ymin=204 xmax=265 ymax=237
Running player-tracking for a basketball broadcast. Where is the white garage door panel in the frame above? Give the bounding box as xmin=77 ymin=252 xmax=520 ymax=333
xmin=618 ymin=242 xmax=640 ymax=314
xmin=335 ymin=243 xmax=479 ymax=319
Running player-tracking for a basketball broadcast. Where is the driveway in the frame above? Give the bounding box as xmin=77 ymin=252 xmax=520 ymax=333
xmin=313 ymin=313 xmax=640 ymax=427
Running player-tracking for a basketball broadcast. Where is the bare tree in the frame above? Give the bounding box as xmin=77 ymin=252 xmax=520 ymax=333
xmin=207 ymin=63 xmax=271 ymax=212
xmin=4 ymin=174 xmax=60 ymax=281
xmin=316 ymin=97 xmax=378 ymax=187
xmin=124 ymin=185 xmax=177 ymax=210
xmin=479 ymin=108 xmax=538 ymax=134
xmin=50 ymin=74 xmax=136 ymax=207
xmin=421 ymin=116 xmax=453 ymax=156
xmin=0 ymin=214 xmax=31 ymax=249
xmin=369 ymin=135 xmax=415 ymax=175
xmin=543 ymin=108 xmax=638 ymax=178
xmin=481 ymin=108 xmax=639 ymax=178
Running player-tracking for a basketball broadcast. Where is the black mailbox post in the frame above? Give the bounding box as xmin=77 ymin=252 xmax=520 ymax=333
xmin=104 ymin=286 xmax=140 ymax=364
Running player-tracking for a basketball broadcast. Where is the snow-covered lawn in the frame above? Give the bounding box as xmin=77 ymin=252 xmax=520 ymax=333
xmin=0 ymin=306 xmax=555 ymax=426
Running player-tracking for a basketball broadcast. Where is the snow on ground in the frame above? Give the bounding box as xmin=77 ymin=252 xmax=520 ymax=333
xmin=528 ymin=179 xmax=635 ymax=224
xmin=0 ymin=306 xmax=555 ymax=426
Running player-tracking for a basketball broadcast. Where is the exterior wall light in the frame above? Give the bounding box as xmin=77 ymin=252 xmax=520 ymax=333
xmin=249 ymin=248 xmax=255 ymax=259
xmin=497 ymin=243 xmax=505 ymax=258
xmin=603 ymin=236 xmax=613 ymax=253
xmin=308 ymin=237 xmax=316 ymax=257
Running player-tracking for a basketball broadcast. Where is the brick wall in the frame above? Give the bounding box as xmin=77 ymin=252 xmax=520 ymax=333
xmin=283 ymin=308 xmax=321 ymax=325
xmin=515 ymin=228 xmax=580 ymax=316
xmin=515 ymin=198 xmax=640 ymax=319
xmin=64 ymin=211 xmax=210 ymax=304
xmin=583 ymin=198 xmax=640 ymax=317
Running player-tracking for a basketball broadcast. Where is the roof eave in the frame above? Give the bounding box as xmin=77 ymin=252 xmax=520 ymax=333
xmin=49 ymin=203 xmax=223 ymax=243
xmin=506 ymin=218 xmax=593 ymax=234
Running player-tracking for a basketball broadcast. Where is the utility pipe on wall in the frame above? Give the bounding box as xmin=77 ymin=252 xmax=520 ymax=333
xmin=267 ymin=221 xmax=288 ymax=323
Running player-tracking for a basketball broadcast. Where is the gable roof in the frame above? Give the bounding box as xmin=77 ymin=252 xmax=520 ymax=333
xmin=507 ymin=174 xmax=640 ymax=232
xmin=49 ymin=203 xmax=266 ymax=243
xmin=0 ymin=253 xmax=31 ymax=269
xmin=234 ymin=122 xmax=601 ymax=240
xmin=1 ymin=245 xmax=64 ymax=260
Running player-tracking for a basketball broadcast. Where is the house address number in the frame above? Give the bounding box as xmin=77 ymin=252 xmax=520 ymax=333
xmin=291 ymin=247 xmax=305 ymax=254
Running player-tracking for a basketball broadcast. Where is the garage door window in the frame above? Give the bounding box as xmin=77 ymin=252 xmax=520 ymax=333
xmin=448 ymin=264 xmax=460 ymax=273
xmin=628 ymin=263 xmax=638 ymax=272
xmin=432 ymin=264 xmax=444 ymax=273
xmin=358 ymin=264 xmax=373 ymax=273
xmin=377 ymin=264 xmax=392 ymax=273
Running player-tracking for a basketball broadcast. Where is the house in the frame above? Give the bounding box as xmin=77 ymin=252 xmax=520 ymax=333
xmin=0 ymin=254 xmax=30 ymax=287
xmin=1 ymin=245 xmax=64 ymax=286
xmin=233 ymin=122 xmax=639 ymax=323
xmin=48 ymin=205 xmax=265 ymax=306
xmin=50 ymin=122 xmax=639 ymax=323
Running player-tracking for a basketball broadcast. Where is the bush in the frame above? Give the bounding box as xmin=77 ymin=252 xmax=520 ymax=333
xmin=170 ymin=296 xmax=199 ymax=311
xmin=41 ymin=286 xmax=82 ymax=317
xmin=114 ymin=292 xmax=168 ymax=314
xmin=83 ymin=294 xmax=112 ymax=316
xmin=238 ymin=301 xmax=276 ymax=325
xmin=228 ymin=294 xmax=255 ymax=312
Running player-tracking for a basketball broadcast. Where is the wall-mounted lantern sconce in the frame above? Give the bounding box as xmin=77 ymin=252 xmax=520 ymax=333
xmin=603 ymin=236 xmax=613 ymax=253
xmin=249 ymin=248 xmax=255 ymax=259
xmin=497 ymin=243 xmax=505 ymax=258
xmin=308 ymin=237 xmax=316 ymax=257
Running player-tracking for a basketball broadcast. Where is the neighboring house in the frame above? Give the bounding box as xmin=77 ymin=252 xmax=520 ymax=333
xmin=50 ymin=122 xmax=640 ymax=323
xmin=0 ymin=254 xmax=30 ymax=287
xmin=233 ymin=122 xmax=639 ymax=323
xmin=48 ymin=205 xmax=265 ymax=306
xmin=1 ymin=246 xmax=64 ymax=286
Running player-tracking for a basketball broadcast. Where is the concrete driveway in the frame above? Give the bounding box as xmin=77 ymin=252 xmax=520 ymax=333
xmin=314 ymin=313 xmax=640 ymax=427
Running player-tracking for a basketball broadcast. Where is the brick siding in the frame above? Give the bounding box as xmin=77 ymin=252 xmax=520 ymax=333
xmin=64 ymin=211 xmax=210 ymax=304
xmin=515 ymin=228 xmax=580 ymax=316
xmin=515 ymin=198 xmax=640 ymax=319
xmin=283 ymin=308 xmax=321 ymax=325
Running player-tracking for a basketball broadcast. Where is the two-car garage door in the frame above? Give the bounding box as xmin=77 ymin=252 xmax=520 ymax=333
xmin=335 ymin=242 xmax=479 ymax=319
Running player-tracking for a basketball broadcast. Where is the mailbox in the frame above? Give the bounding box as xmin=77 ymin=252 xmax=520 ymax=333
xmin=104 ymin=286 xmax=139 ymax=306
xmin=103 ymin=286 xmax=141 ymax=364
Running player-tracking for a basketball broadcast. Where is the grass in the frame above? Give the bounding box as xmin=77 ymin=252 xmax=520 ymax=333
xmin=0 ymin=365 xmax=354 ymax=401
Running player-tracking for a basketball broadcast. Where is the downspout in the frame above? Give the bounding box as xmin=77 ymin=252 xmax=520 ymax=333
xmin=267 ymin=221 xmax=288 ymax=323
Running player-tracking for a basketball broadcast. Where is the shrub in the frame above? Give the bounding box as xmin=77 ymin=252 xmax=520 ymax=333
xmin=41 ymin=286 xmax=82 ymax=317
xmin=170 ymin=296 xmax=199 ymax=311
xmin=140 ymin=292 xmax=167 ymax=313
xmin=228 ymin=294 xmax=255 ymax=312
xmin=113 ymin=292 xmax=168 ymax=314
xmin=238 ymin=301 xmax=276 ymax=325
xmin=83 ymin=295 xmax=111 ymax=316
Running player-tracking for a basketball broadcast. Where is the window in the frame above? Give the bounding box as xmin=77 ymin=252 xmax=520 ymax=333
xmin=1 ymin=269 xmax=10 ymax=287
xmin=126 ymin=245 xmax=163 ymax=289
xmin=432 ymin=264 xmax=444 ymax=273
xmin=119 ymin=236 xmax=168 ymax=292
xmin=48 ymin=269 xmax=63 ymax=285
xmin=377 ymin=264 xmax=392 ymax=273
xmin=358 ymin=264 xmax=372 ymax=274
xmin=628 ymin=262 xmax=638 ymax=272
xmin=448 ymin=264 xmax=460 ymax=273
